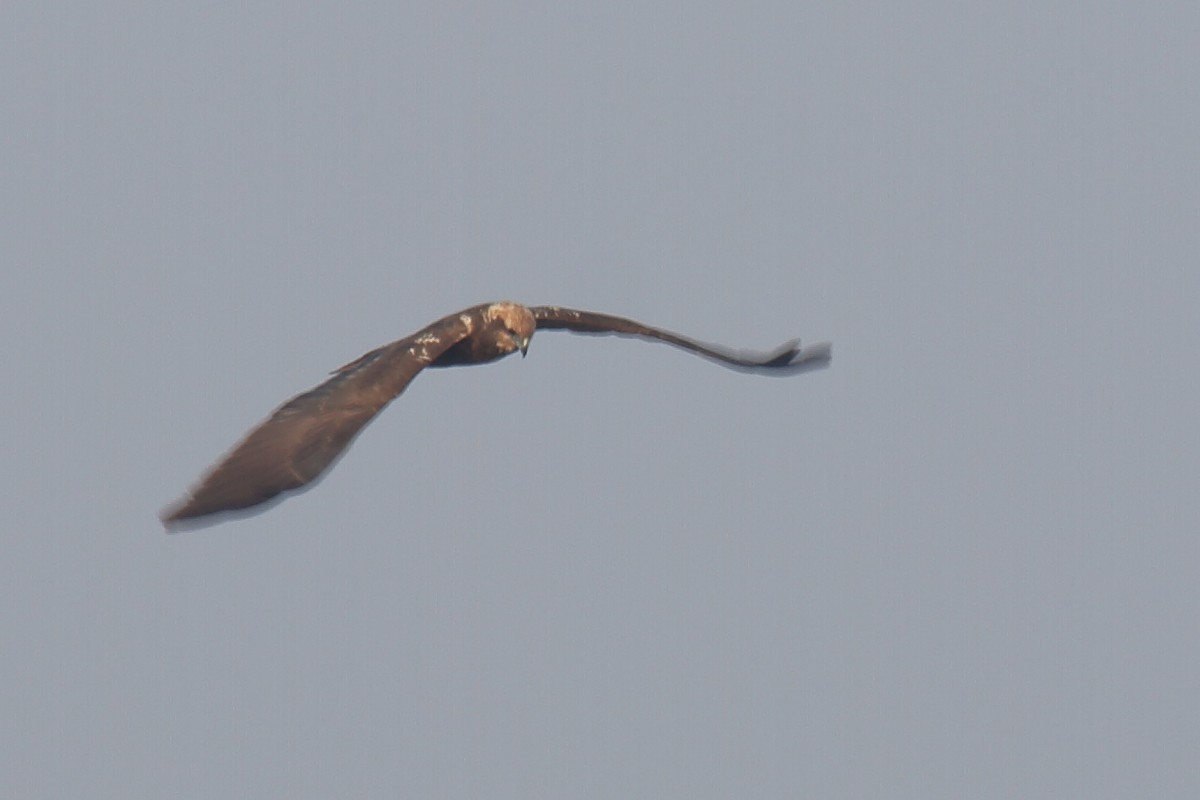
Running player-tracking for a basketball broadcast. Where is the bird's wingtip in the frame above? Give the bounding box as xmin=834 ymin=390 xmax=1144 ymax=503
xmin=795 ymin=340 xmax=832 ymax=363
xmin=776 ymin=340 xmax=831 ymax=373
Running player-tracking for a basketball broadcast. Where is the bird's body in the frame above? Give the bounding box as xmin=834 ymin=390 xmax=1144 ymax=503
xmin=161 ymin=301 xmax=830 ymax=529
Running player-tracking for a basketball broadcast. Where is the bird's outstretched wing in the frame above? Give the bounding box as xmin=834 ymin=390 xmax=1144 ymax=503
xmin=530 ymin=306 xmax=832 ymax=374
xmin=162 ymin=301 xmax=829 ymax=529
xmin=161 ymin=309 xmax=482 ymax=529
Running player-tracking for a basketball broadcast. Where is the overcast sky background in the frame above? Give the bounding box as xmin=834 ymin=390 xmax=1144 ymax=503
xmin=4 ymin=2 xmax=1198 ymax=797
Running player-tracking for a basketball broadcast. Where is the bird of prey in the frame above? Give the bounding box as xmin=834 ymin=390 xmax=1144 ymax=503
xmin=161 ymin=302 xmax=831 ymax=529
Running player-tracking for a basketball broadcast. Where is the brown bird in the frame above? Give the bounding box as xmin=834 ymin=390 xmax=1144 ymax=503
xmin=161 ymin=302 xmax=831 ymax=529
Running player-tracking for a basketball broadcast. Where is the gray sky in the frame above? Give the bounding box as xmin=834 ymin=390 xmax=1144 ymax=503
xmin=4 ymin=2 xmax=1198 ymax=797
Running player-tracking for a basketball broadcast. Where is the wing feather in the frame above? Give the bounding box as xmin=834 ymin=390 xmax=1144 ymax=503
xmin=529 ymin=306 xmax=832 ymax=374
xmin=161 ymin=309 xmax=482 ymax=529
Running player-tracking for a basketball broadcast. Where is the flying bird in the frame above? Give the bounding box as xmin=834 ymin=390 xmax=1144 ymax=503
xmin=161 ymin=302 xmax=831 ymax=529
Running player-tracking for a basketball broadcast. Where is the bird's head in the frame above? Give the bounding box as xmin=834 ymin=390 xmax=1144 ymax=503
xmin=485 ymin=301 xmax=535 ymax=358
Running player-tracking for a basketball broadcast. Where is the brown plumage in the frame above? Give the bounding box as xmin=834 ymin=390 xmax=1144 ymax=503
xmin=161 ymin=301 xmax=830 ymax=529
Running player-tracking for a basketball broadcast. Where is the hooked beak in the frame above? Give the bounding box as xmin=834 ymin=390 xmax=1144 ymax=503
xmin=519 ymin=337 xmax=530 ymax=357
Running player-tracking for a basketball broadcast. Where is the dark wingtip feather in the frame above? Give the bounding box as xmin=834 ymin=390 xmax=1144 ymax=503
xmin=778 ymin=340 xmax=832 ymax=372
xmin=727 ymin=339 xmax=831 ymax=375
xmin=160 ymin=492 xmax=292 ymax=533
xmin=159 ymin=497 xmax=222 ymax=533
